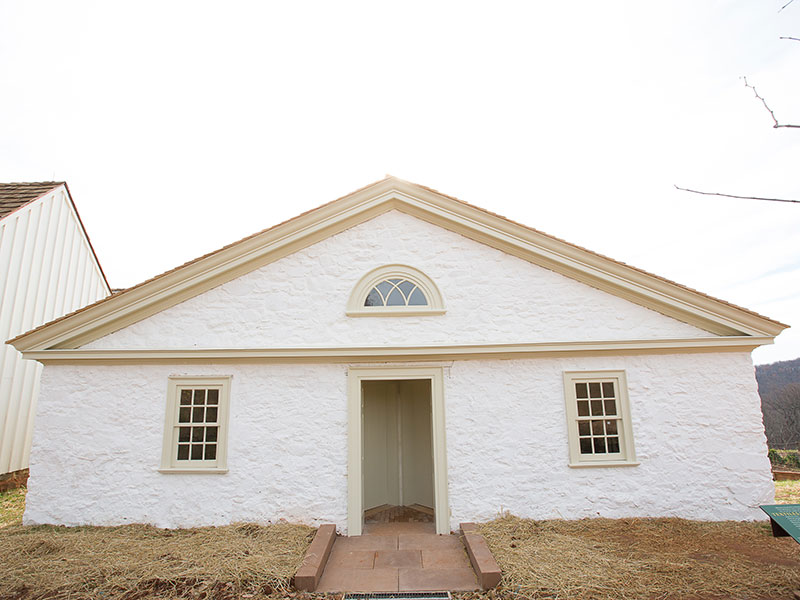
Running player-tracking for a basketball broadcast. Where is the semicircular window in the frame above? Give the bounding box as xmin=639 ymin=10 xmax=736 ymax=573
xmin=364 ymin=278 xmax=429 ymax=307
xmin=347 ymin=265 xmax=445 ymax=316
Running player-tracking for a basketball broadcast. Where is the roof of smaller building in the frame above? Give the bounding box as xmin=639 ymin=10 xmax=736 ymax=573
xmin=0 ymin=182 xmax=64 ymax=220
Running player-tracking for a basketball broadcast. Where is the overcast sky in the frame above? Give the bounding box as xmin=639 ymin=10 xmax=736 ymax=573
xmin=1 ymin=1 xmax=798 ymax=364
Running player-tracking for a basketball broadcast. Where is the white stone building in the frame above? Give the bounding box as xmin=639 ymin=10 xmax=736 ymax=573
xmin=9 ymin=178 xmax=787 ymax=533
xmin=0 ymin=182 xmax=110 ymax=479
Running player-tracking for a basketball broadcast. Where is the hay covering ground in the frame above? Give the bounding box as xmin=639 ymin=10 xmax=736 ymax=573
xmin=0 ymin=521 xmax=315 ymax=600
xmin=4 ymin=490 xmax=800 ymax=600
xmin=461 ymin=513 xmax=800 ymax=600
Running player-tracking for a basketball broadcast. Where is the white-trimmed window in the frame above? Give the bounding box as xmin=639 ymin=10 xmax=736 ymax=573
xmin=160 ymin=376 xmax=231 ymax=473
xmin=346 ymin=264 xmax=445 ymax=317
xmin=563 ymin=371 xmax=637 ymax=467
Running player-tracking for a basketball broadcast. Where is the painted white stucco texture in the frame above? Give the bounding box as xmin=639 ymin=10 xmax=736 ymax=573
xmin=445 ymin=351 xmax=773 ymax=525
xmin=25 ymin=352 xmax=772 ymax=530
xmin=84 ymin=210 xmax=709 ymax=351
xmin=26 ymin=363 xmax=350 ymax=529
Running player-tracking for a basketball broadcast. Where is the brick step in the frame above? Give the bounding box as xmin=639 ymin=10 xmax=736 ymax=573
xmin=294 ymin=521 xmax=502 ymax=593
xmin=459 ymin=522 xmax=502 ymax=589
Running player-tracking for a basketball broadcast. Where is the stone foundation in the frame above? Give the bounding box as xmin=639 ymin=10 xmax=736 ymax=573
xmin=0 ymin=468 xmax=29 ymax=493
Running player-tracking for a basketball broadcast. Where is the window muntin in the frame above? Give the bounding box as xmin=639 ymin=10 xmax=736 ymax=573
xmin=177 ymin=388 xmax=220 ymax=461
xmin=563 ymin=371 xmax=637 ymax=467
xmin=161 ymin=377 xmax=230 ymax=472
xmin=347 ymin=264 xmax=445 ymax=316
xmin=365 ymin=278 xmax=428 ymax=307
xmin=574 ymin=380 xmax=622 ymax=456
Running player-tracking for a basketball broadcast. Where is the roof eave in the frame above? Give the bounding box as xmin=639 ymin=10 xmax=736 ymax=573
xmin=61 ymin=182 xmax=112 ymax=294
xmin=8 ymin=177 xmax=789 ymax=352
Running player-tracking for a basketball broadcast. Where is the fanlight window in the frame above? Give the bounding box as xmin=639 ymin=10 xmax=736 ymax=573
xmin=347 ymin=265 xmax=445 ymax=317
xmin=365 ymin=279 xmax=428 ymax=307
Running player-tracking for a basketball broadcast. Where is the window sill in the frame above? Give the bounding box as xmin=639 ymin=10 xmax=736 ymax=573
xmin=568 ymin=461 xmax=640 ymax=468
xmin=346 ymin=309 xmax=446 ymax=317
xmin=158 ymin=468 xmax=229 ymax=474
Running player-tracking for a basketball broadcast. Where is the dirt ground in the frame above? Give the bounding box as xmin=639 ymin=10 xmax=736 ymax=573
xmin=465 ymin=513 xmax=800 ymax=600
xmin=3 ymin=483 xmax=800 ymax=599
xmin=0 ymin=519 xmax=315 ymax=600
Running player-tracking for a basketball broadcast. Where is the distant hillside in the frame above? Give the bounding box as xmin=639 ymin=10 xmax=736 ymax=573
xmin=757 ymin=358 xmax=800 ymax=449
xmin=757 ymin=358 xmax=800 ymax=399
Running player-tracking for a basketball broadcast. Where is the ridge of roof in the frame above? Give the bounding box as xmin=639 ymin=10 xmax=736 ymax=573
xmin=8 ymin=176 xmax=789 ymax=349
xmin=0 ymin=182 xmax=65 ymax=220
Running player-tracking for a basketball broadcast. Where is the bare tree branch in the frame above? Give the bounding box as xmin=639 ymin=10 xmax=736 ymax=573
xmin=779 ymin=0 xmax=796 ymax=12
xmin=743 ymin=76 xmax=800 ymax=128
xmin=674 ymin=185 xmax=800 ymax=204
xmin=780 ymin=36 xmax=800 ymax=41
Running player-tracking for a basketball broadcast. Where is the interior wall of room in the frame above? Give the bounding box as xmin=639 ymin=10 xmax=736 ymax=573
xmin=362 ymin=379 xmax=433 ymax=512
xmin=400 ymin=379 xmax=434 ymax=508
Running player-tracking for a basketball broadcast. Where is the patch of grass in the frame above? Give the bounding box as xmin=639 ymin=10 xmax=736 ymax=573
xmin=776 ymin=479 xmax=800 ymax=504
xmin=470 ymin=513 xmax=800 ymax=600
xmin=0 ymin=521 xmax=315 ymax=600
xmin=0 ymin=486 xmax=26 ymax=528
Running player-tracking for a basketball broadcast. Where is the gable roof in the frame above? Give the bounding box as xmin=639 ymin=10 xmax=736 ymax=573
xmin=0 ymin=182 xmax=111 ymax=295
xmin=0 ymin=182 xmax=64 ymax=219
xmin=8 ymin=176 xmax=788 ymax=353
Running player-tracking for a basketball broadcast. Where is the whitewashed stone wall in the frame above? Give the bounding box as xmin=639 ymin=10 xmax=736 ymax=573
xmin=445 ymin=351 xmax=773 ymax=525
xmin=25 ymin=351 xmax=772 ymax=529
xmin=25 ymin=363 xmax=350 ymax=528
xmin=84 ymin=211 xmax=708 ymax=350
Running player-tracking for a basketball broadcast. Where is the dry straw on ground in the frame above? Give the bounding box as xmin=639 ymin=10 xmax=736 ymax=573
xmin=463 ymin=513 xmax=800 ymax=600
xmin=4 ymin=510 xmax=800 ymax=600
xmin=0 ymin=521 xmax=314 ymax=600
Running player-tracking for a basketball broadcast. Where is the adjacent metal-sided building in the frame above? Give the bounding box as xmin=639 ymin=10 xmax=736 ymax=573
xmin=0 ymin=182 xmax=110 ymax=478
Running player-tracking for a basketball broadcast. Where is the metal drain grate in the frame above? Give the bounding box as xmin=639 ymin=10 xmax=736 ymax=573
xmin=343 ymin=593 xmax=451 ymax=600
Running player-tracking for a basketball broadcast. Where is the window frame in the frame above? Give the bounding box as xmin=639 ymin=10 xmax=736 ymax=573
xmin=563 ymin=370 xmax=638 ymax=468
xmin=346 ymin=264 xmax=445 ymax=317
xmin=159 ymin=376 xmax=231 ymax=474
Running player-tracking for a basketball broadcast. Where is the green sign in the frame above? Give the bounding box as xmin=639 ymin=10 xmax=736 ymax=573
xmin=761 ymin=504 xmax=800 ymax=542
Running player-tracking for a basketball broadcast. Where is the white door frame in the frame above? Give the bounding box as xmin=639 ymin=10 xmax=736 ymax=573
xmin=347 ymin=366 xmax=449 ymax=535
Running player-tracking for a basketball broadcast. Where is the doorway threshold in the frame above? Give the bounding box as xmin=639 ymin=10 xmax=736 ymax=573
xmin=365 ymin=505 xmax=434 ymax=524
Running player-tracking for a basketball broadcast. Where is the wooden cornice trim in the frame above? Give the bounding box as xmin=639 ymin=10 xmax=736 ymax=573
xmin=21 ymin=336 xmax=773 ymax=364
xmin=8 ymin=177 xmax=788 ymax=352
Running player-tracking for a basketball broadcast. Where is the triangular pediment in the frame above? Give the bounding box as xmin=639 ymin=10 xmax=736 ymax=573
xmin=8 ymin=177 xmax=788 ymax=352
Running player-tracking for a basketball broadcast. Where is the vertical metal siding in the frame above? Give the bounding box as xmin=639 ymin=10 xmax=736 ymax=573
xmin=4 ymin=200 xmax=47 ymax=473
xmin=0 ymin=188 xmax=110 ymax=474
xmin=0 ymin=205 xmax=35 ymax=473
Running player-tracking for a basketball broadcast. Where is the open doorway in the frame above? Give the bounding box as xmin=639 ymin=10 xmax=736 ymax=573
xmin=362 ymin=380 xmax=434 ymax=524
xmin=347 ymin=366 xmax=449 ymax=536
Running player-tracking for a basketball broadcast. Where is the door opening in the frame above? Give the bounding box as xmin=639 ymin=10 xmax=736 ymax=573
xmin=362 ymin=379 xmax=434 ymax=525
xmin=347 ymin=366 xmax=448 ymax=536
